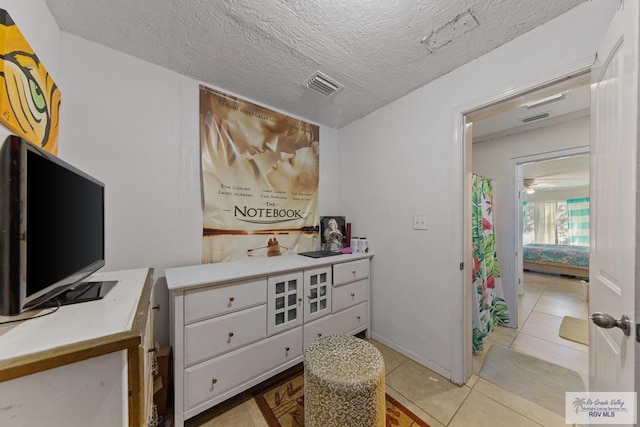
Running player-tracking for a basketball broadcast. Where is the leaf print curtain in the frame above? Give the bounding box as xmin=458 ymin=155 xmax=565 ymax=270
xmin=472 ymin=175 xmax=510 ymax=351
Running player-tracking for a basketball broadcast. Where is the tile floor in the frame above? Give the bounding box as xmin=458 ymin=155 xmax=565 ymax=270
xmin=182 ymin=271 xmax=589 ymax=427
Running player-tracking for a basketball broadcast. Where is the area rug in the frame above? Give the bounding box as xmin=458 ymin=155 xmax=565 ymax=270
xmin=478 ymin=344 xmax=585 ymax=416
xmin=559 ymin=316 xmax=589 ymax=345
xmin=253 ymin=369 xmax=429 ymax=426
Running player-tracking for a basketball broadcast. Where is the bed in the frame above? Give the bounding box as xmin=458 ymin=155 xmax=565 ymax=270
xmin=523 ymin=243 xmax=589 ymax=279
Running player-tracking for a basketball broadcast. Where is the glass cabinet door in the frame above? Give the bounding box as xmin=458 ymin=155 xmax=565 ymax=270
xmin=303 ymin=267 xmax=332 ymax=323
xmin=267 ymin=272 xmax=303 ymax=336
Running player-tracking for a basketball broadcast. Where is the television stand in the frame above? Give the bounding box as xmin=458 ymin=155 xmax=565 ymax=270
xmin=41 ymin=280 xmax=118 ymax=308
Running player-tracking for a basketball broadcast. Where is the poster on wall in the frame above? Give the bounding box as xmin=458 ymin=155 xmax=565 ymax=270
xmin=0 ymin=9 xmax=61 ymax=155
xmin=200 ymin=86 xmax=320 ymax=263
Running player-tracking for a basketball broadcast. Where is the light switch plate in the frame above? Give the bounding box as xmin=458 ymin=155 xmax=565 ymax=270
xmin=413 ymin=215 xmax=428 ymax=230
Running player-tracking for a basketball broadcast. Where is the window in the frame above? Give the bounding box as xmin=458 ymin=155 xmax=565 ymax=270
xmin=523 ymin=198 xmax=589 ymax=246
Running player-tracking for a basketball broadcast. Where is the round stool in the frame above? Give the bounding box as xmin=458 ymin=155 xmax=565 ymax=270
xmin=304 ymin=335 xmax=385 ymax=427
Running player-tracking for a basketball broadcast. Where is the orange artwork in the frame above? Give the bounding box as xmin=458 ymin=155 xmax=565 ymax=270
xmin=0 ymin=9 xmax=60 ymax=155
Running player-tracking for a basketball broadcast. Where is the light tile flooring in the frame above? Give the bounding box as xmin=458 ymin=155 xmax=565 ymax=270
xmin=182 ymin=272 xmax=588 ymax=427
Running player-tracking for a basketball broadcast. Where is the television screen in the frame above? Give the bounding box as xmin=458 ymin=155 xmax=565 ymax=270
xmin=0 ymin=136 xmax=106 ymax=315
xmin=26 ymin=149 xmax=104 ymax=297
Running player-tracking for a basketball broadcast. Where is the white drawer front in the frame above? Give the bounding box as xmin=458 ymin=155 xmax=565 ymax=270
xmin=184 ymin=278 xmax=267 ymax=324
xmin=184 ymin=305 xmax=267 ymax=367
xmin=333 ymin=259 xmax=370 ymax=286
xmin=332 ymin=279 xmax=368 ymax=313
xmin=184 ymin=327 xmax=302 ymax=411
xmin=303 ymin=302 xmax=367 ymax=351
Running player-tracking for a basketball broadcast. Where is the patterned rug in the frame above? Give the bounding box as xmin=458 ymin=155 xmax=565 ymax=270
xmin=253 ymin=369 xmax=429 ymax=427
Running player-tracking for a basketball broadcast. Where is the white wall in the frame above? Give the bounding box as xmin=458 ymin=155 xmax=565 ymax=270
xmin=473 ymin=117 xmax=589 ymax=322
xmin=0 ymin=0 xmax=61 ymax=145
xmin=58 ymin=34 xmax=339 ymax=345
xmin=337 ymin=1 xmax=614 ymax=378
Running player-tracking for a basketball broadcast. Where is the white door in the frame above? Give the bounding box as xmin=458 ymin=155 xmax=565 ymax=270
xmin=589 ymin=0 xmax=637 ymax=395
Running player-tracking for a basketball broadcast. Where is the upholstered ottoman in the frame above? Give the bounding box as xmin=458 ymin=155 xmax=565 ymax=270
xmin=304 ymin=335 xmax=385 ymax=427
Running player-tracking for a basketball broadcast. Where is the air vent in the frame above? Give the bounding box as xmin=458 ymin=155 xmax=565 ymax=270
xmin=305 ymin=71 xmax=343 ymax=97
xmin=522 ymin=112 xmax=550 ymax=123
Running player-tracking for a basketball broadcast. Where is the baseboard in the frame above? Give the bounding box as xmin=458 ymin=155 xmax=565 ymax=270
xmin=369 ymin=332 xmax=452 ymax=381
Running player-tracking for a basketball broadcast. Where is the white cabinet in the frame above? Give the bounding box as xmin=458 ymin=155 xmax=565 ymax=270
xmin=267 ymin=272 xmax=303 ymax=336
xmin=303 ymin=266 xmax=332 ymax=323
xmin=166 ymin=253 xmax=373 ymax=426
xmin=0 ymin=268 xmax=155 ymax=427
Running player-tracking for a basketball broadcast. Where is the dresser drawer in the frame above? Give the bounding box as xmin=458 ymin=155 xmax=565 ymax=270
xmin=184 ymin=327 xmax=302 ymax=412
xmin=332 ymin=279 xmax=368 ymax=313
xmin=333 ymin=259 xmax=370 ymax=286
xmin=184 ymin=305 xmax=267 ymax=367
xmin=184 ymin=278 xmax=267 ymax=324
xmin=303 ymin=302 xmax=367 ymax=351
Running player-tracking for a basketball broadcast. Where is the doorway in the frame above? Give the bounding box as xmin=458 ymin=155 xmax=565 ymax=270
xmin=463 ymin=72 xmax=591 ymax=386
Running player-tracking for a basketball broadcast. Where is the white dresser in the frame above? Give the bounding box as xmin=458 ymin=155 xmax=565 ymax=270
xmin=166 ymin=253 xmax=373 ymax=426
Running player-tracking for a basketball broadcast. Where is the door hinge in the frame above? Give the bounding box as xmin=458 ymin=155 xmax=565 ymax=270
xmin=636 ymin=323 xmax=640 ymax=343
xmin=460 ymin=262 xmax=464 ymax=271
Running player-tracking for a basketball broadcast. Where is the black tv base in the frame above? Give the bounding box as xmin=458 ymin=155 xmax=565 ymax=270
xmin=40 ymin=280 xmax=118 ymax=308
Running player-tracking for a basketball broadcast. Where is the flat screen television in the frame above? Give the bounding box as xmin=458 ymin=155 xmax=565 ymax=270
xmin=0 ymin=135 xmax=110 ymax=315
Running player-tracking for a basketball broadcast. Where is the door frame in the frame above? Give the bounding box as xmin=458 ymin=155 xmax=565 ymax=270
xmin=512 ymin=147 xmax=590 ymax=298
xmin=452 ymin=56 xmax=594 ymax=385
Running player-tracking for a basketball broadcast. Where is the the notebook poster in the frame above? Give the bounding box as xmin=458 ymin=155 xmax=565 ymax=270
xmin=200 ymin=86 xmax=319 ymax=263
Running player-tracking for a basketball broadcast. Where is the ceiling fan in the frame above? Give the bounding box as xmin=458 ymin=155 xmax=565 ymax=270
xmin=523 ymin=178 xmax=539 ymax=194
xmin=523 ymin=174 xmax=588 ymax=194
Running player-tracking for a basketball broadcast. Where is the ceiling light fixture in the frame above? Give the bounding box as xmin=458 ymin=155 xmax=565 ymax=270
xmin=525 ymin=93 xmax=565 ymax=109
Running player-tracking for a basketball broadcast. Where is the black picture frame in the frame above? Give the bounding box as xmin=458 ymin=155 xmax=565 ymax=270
xmin=320 ymin=216 xmax=347 ymax=251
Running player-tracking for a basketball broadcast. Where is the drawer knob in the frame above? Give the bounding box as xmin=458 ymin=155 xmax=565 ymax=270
xmin=352 ymin=270 xmax=356 ymax=276
xmin=357 ymin=316 xmax=361 ymax=321
xmin=152 ymin=304 xmax=160 ymax=311
xmin=285 ymin=346 xmax=290 ymax=352
xmin=229 ymin=297 xmax=235 ymax=302
xmin=228 ymin=332 xmax=234 ymax=338
xmin=211 ymin=378 xmax=218 ymax=387
xmin=350 ymin=293 xmax=355 ymax=298
xmin=317 ymin=333 xmax=322 ymax=338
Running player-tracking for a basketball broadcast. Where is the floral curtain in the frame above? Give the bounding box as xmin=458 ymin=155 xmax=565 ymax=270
xmin=472 ymin=175 xmax=510 ymax=351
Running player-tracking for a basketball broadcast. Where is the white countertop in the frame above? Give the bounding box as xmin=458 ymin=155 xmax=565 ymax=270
xmin=165 ymin=252 xmax=373 ymax=291
xmin=0 ymin=268 xmax=151 ymax=362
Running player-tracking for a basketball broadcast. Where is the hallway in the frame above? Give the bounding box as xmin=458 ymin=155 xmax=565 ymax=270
xmin=473 ymin=271 xmax=589 ymax=387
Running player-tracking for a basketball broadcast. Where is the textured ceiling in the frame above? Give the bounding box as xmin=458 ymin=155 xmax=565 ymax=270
xmin=44 ymin=0 xmax=586 ymax=129
xmin=523 ymin=154 xmax=589 ymax=189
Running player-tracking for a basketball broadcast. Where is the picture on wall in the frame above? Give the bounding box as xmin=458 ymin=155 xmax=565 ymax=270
xmin=0 ymin=9 xmax=61 ymax=155
xmin=320 ymin=216 xmax=347 ymax=251
xmin=200 ymin=86 xmax=320 ymax=263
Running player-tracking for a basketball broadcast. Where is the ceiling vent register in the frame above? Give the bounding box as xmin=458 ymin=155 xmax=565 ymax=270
xmin=522 ymin=112 xmax=550 ymax=123
xmin=306 ymin=71 xmax=343 ymax=97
